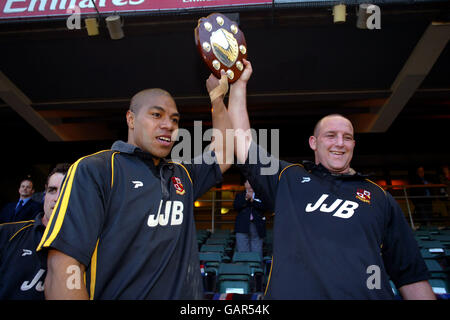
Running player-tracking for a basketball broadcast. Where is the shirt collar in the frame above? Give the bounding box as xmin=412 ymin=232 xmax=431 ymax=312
xmin=33 ymin=212 xmax=45 ymax=229
xmin=18 ymin=197 xmax=31 ymax=206
xmin=111 ymin=140 xmax=139 ymax=154
xmin=111 ymin=140 xmax=171 ymax=167
xmin=302 ymin=160 xmax=368 ymax=180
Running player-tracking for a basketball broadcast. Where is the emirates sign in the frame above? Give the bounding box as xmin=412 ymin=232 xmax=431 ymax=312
xmin=0 ymin=0 xmax=271 ymax=19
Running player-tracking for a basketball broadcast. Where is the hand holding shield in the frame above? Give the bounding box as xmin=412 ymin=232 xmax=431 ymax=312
xmin=195 ymin=13 xmax=248 ymax=83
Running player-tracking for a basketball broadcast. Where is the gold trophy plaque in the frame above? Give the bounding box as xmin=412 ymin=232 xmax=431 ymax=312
xmin=195 ymin=13 xmax=248 ymax=83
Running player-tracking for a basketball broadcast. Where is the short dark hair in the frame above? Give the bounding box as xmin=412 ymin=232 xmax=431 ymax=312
xmin=130 ymin=88 xmax=172 ymax=114
xmin=20 ymin=177 xmax=34 ymax=188
xmin=46 ymin=163 xmax=71 ymax=185
xmin=313 ymin=113 xmax=352 ymax=137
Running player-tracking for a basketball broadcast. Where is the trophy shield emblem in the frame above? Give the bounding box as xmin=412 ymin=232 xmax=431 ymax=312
xmin=195 ymin=13 xmax=248 ymax=83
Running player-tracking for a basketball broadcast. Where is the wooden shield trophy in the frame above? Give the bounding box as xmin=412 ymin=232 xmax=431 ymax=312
xmin=195 ymin=13 xmax=248 ymax=83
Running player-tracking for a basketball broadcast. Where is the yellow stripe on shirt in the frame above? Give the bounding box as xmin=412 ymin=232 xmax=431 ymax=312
xmin=90 ymin=239 xmax=100 ymax=300
xmin=365 ymin=178 xmax=387 ymax=195
xmin=37 ymin=163 xmax=74 ymax=251
xmin=111 ymin=152 xmax=120 ymax=188
xmin=0 ymin=220 xmax=34 ymax=227
xmin=264 ymin=256 xmax=274 ymax=296
xmin=37 ymin=150 xmax=111 ymax=251
xmin=9 ymin=223 xmax=34 ymax=242
xmin=168 ymin=161 xmax=193 ymax=185
xmin=278 ymin=163 xmax=304 ymax=181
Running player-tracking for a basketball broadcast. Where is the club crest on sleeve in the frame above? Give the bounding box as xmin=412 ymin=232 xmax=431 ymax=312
xmin=356 ymin=189 xmax=371 ymax=204
xmin=171 ymin=177 xmax=186 ymax=195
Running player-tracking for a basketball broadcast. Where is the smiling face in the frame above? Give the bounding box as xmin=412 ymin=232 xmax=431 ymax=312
xmin=309 ymin=115 xmax=355 ymax=174
xmin=127 ymin=89 xmax=180 ymax=164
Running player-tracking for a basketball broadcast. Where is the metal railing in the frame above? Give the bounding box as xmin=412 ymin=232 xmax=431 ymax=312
xmin=384 ymin=184 xmax=449 ymax=229
xmin=194 ymin=184 xmax=450 ymax=232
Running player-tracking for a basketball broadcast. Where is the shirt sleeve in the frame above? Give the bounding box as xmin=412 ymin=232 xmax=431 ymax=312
xmin=381 ymin=192 xmax=429 ymax=288
xmin=0 ymin=223 xmax=18 ymax=265
xmin=236 ymin=141 xmax=291 ymax=211
xmin=37 ymin=155 xmax=109 ymax=267
xmin=184 ymin=150 xmax=223 ymax=200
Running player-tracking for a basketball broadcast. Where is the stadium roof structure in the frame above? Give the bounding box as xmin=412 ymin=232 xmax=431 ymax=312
xmin=0 ymin=0 xmax=449 ymax=167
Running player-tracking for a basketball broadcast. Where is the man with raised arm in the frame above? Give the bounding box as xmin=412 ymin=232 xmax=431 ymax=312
xmin=223 ymin=59 xmax=435 ymax=300
xmin=39 ymin=80 xmax=233 ymax=299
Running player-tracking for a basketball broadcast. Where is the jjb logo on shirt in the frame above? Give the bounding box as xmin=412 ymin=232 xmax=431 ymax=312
xmin=305 ymin=194 xmax=359 ymax=219
xmin=20 ymin=269 xmax=45 ymax=292
xmin=147 ymin=200 xmax=184 ymax=227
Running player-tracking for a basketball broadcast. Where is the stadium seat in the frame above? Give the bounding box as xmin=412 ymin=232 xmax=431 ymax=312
xmin=197 ymin=229 xmax=211 ymax=249
xmin=197 ymin=229 xmax=210 ymax=241
xmin=218 ymin=263 xmax=251 ymax=280
xmin=206 ymin=238 xmax=229 ymax=246
xmin=217 ymin=263 xmax=252 ymax=294
xmin=208 ymin=232 xmax=234 ymax=247
xmin=415 ymin=234 xmax=432 ymax=241
xmin=420 ymin=248 xmax=446 ymax=259
xmin=218 ymin=280 xmax=250 ymax=294
xmin=424 ymin=259 xmax=444 ymax=273
xmin=199 ymin=252 xmax=223 ymax=266
xmin=232 ymin=251 xmax=262 ymax=267
xmin=200 ymin=245 xmax=231 ymax=263
xmin=417 ymin=240 xmax=444 ymax=249
xmin=217 ymin=262 xmax=265 ymax=293
xmin=415 ymin=231 xmax=431 ymax=237
xmin=429 ymin=278 xmax=449 ymax=295
xmin=200 ymin=244 xmax=226 ymax=253
xmin=431 ymin=234 xmax=450 ymax=246
xmin=231 ymin=251 xmax=264 ymax=290
xmin=199 ymin=252 xmax=224 ymax=293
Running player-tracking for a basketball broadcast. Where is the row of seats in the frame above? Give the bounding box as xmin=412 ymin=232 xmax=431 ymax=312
xmin=197 ymin=229 xmax=272 ymax=295
xmin=198 ymin=227 xmax=450 ymax=297
xmin=412 ymin=227 xmax=450 ymax=296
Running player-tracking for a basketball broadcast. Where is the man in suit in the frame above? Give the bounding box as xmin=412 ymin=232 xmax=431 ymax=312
xmin=0 ymin=164 xmax=70 ymax=299
xmin=0 ymin=178 xmax=42 ymax=223
xmin=233 ymin=180 xmax=268 ymax=259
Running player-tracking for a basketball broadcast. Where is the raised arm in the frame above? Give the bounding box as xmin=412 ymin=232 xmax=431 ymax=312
xmin=228 ymin=59 xmax=253 ymax=164
xmin=207 ymin=72 xmax=233 ymax=173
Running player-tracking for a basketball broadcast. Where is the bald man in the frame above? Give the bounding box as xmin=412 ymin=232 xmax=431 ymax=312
xmin=223 ymin=60 xmax=435 ymax=299
xmin=39 ymin=86 xmax=232 ymax=299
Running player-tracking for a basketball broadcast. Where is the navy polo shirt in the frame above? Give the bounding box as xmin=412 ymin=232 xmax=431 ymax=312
xmin=0 ymin=213 xmax=47 ymax=299
xmin=38 ymin=141 xmax=222 ymax=299
xmin=238 ymin=142 xmax=429 ymax=299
